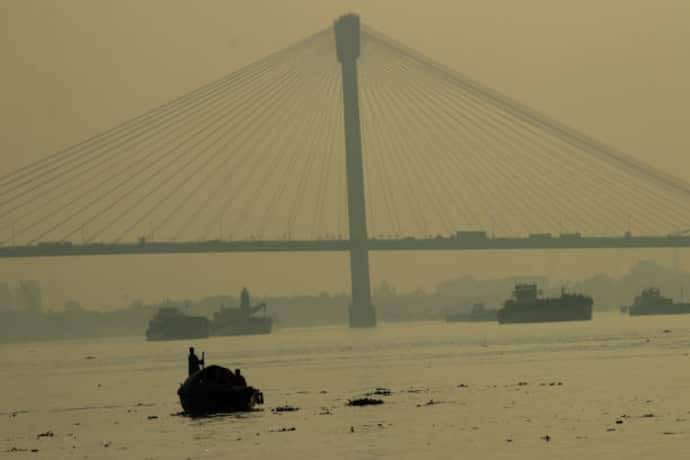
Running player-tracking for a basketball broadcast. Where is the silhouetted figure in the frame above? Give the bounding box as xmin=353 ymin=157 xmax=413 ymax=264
xmin=235 ymin=368 xmax=247 ymax=387
xmin=188 ymin=347 xmax=204 ymax=376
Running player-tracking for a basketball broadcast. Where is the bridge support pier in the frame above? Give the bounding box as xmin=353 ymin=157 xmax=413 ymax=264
xmin=335 ymin=14 xmax=376 ymax=328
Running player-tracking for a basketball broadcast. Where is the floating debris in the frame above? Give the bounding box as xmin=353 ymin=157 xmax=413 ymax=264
xmin=457 ymin=384 xmax=469 ymax=388
xmin=405 ymin=388 xmax=428 ymax=394
xmin=368 ymin=387 xmax=392 ymax=396
xmin=36 ymin=431 xmax=54 ymax=439
xmin=417 ymin=399 xmax=442 ymax=407
xmin=272 ymin=405 xmax=299 ymax=413
xmin=641 ymin=413 xmax=655 ymax=418
xmin=347 ymin=398 xmax=383 ymax=407
xmin=541 ymin=435 xmax=551 ymax=442
xmin=270 ymin=427 xmax=296 ymax=433
xmin=147 ymin=415 xmax=158 ymax=420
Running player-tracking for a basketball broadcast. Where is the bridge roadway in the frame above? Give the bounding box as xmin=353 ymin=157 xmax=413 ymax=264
xmin=2 ymin=235 xmax=690 ymax=258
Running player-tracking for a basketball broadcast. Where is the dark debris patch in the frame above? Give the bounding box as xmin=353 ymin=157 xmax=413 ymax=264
xmin=270 ymin=427 xmax=296 ymax=433
xmin=417 ymin=399 xmax=442 ymax=407
xmin=271 ymin=405 xmax=299 ymax=413
xmin=367 ymin=387 xmax=392 ymax=396
xmin=36 ymin=431 xmax=54 ymax=439
xmin=347 ymin=398 xmax=383 ymax=407
xmin=405 ymin=388 xmax=429 ymax=394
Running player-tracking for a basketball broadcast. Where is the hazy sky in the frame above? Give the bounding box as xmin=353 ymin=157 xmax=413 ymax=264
xmin=1 ymin=1 xmax=688 ymax=309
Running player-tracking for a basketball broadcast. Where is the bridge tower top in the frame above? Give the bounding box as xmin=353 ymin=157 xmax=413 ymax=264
xmin=334 ymin=14 xmax=360 ymax=62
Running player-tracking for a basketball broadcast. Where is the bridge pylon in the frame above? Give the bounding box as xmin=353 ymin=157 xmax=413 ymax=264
xmin=334 ymin=14 xmax=376 ymax=328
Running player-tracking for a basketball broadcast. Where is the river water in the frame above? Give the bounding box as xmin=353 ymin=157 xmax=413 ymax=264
xmin=2 ymin=313 xmax=690 ymax=459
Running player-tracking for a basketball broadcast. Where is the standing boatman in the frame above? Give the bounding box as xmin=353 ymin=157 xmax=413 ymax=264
xmin=188 ymin=347 xmax=204 ymax=376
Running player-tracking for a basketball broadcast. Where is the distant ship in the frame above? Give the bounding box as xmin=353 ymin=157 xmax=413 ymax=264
xmin=497 ymin=284 xmax=593 ymax=324
xmin=445 ymin=303 xmax=497 ymax=322
xmin=210 ymin=288 xmax=272 ymax=336
xmin=146 ymin=307 xmax=210 ymax=341
xmin=626 ymin=288 xmax=690 ymax=316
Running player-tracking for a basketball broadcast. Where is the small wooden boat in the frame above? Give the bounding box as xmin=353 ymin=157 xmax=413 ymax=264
xmin=177 ymin=365 xmax=263 ymax=415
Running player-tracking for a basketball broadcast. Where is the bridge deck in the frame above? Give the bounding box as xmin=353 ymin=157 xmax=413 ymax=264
xmin=2 ymin=236 xmax=689 ymax=258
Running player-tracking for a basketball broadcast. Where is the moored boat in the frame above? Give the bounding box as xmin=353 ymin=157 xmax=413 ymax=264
xmin=497 ymin=284 xmax=593 ymax=324
xmin=146 ymin=307 xmax=209 ymax=341
xmin=210 ymin=288 xmax=272 ymax=336
xmin=626 ymin=288 xmax=690 ymax=316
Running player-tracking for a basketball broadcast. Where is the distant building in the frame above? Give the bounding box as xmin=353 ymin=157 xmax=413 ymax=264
xmin=15 ymin=280 xmax=42 ymax=312
xmin=0 ymin=283 xmax=13 ymax=311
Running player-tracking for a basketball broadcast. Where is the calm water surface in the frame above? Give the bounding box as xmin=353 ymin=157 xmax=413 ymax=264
xmin=2 ymin=313 xmax=690 ymax=459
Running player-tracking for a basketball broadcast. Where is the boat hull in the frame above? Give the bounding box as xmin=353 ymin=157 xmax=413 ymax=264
xmin=629 ymin=304 xmax=690 ymax=316
xmin=177 ymin=365 xmax=263 ymax=415
xmin=178 ymin=384 xmax=263 ymax=414
xmin=497 ymin=304 xmax=592 ymax=324
xmin=146 ymin=316 xmax=210 ymax=341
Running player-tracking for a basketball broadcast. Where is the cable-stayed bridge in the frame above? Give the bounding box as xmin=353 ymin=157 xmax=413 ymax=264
xmin=2 ymin=15 xmax=690 ymax=326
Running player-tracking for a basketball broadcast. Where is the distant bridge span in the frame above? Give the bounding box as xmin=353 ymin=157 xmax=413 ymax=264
xmin=2 ymin=235 xmax=690 ymax=258
xmin=4 ymin=14 xmax=690 ymax=328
